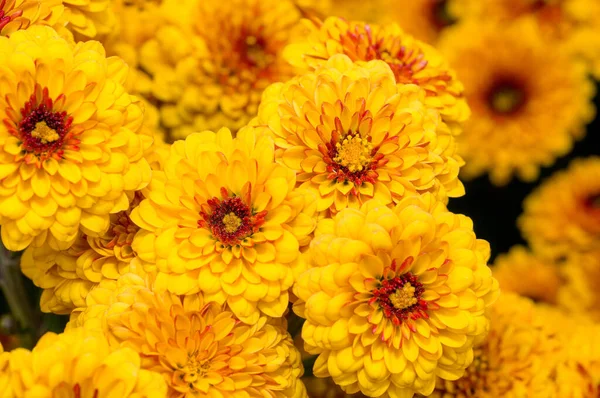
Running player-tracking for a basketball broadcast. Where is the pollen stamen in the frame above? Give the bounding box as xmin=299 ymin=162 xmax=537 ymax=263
xmin=31 ymin=121 xmax=60 ymax=144
xmin=334 ymin=133 xmax=373 ymax=172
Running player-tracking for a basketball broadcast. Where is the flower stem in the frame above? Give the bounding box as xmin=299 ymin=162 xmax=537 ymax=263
xmin=0 ymin=241 xmax=36 ymax=348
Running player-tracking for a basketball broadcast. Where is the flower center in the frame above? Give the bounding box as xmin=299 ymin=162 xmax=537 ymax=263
xmin=199 ymin=187 xmax=267 ymax=246
xmin=431 ymin=0 xmax=457 ymax=30
xmin=371 ymin=272 xmax=428 ymax=325
xmin=30 ymin=121 xmax=59 ymax=144
xmin=584 ymin=193 xmax=600 ymax=214
xmin=222 ymin=212 xmax=242 ymax=233
xmin=334 ymin=134 xmax=373 ymax=172
xmin=488 ymin=81 xmax=527 ymax=115
xmin=17 ymin=86 xmax=73 ymax=158
xmin=388 ymin=283 xmax=418 ymax=309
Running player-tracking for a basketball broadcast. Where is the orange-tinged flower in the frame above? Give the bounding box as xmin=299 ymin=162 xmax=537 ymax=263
xmin=20 ymin=193 xmax=146 ymax=314
xmin=0 ymin=26 xmax=152 ymax=251
xmin=137 ymin=0 xmax=301 ymax=139
xmin=440 ymin=20 xmax=595 ymax=185
xmin=452 ymin=0 xmax=600 ymax=78
xmin=0 ymin=0 xmax=64 ymax=36
xmin=520 ymin=157 xmax=600 ymax=259
xmin=255 ymin=55 xmax=464 ymax=215
xmin=130 ymin=127 xmax=316 ymax=323
xmin=285 ymin=17 xmax=469 ymax=131
xmin=293 ymin=196 xmax=499 ymax=397
xmin=1 ymin=327 xmax=167 ymax=397
xmin=431 ymin=293 xmax=566 ymax=398
xmin=557 ymin=250 xmax=600 ymax=322
xmin=71 ymin=274 xmax=307 ymax=398
xmin=493 ymin=246 xmax=561 ymax=304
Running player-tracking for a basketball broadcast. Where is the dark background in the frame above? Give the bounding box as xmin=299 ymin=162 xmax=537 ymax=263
xmin=448 ymin=84 xmax=600 ymax=262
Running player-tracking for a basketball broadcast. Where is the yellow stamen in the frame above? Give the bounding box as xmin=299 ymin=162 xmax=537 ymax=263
xmin=490 ymin=86 xmax=525 ymax=114
xmin=31 ymin=121 xmax=59 ymax=144
xmin=222 ymin=212 xmax=242 ymax=233
xmin=389 ymin=283 xmax=418 ymax=310
xmin=333 ymin=134 xmax=372 ymax=172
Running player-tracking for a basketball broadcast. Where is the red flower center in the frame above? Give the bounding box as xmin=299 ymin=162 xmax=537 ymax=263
xmin=198 ymin=187 xmax=267 ymax=246
xmin=487 ymin=78 xmax=528 ymax=116
xmin=334 ymin=24 xmax=452 ymax=89
xmin=583 ymin=192 xmax=600 ymax=216
xmin=371 ymin=272 xmax=428 ymax=325
xmin=319 ymin=115 xmax=391 ymax=190
xmin=17 ymin=87 xmax=73 ymax=158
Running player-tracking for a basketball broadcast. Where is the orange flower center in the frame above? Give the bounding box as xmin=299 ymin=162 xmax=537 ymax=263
xmin=16 ymin=86 xmax=73 ymax=159
xmin=487 ymin=80 xmax=527 ymax=115
xmin=198 ymin=187 xmax=267 ymax=246
xmin=430 ymin=0 xmax=457 ymax=30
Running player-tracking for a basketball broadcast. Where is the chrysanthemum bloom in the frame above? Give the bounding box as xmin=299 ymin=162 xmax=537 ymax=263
xmin=61 ymin=0 xmax=115 ymax=39
xmin=439 ymin=21 xmax=595 ymax=185
xmin=20 ymin=192 xmax=146 ymax=314
xmin=255 ymin=55 xmax=464 ymax=215
xmin=430 ymin=293 xmax=566 ymax=398
xmin=325 ymin=0 xmax=461 ymax=44
xmin=2 ymin=327 xmax=166 ymax=397
xmin=536 ymin=305 xmax=600 ymax=398
xmin=293 ymin=197 xmax=499 ymax=397
xmin=0 ymin=26 xmax=152 ymax=251
xmin=557 ymin=251 xmax=600 ymax=322
xmin=519 ymin=157 xmax=600 ymax=259
xmin=285 ymin=18 xmax=469 ymax=132
xmin=452 ymin=0 xmax=600 ymax=78
xmin=493 ymin=246 xmax=561 ymax=304
xmin=0 ymin=0 xmax=64 ymax=36
xmin=137 ymin=0 xmax=301 ymax=139
xmin=71 ymin=274 xmax=307 ymax=398
xmin=130 ymin=127 xmax=316 ymax=323
xmin=385 ymin=0 xmax=460 ymax=44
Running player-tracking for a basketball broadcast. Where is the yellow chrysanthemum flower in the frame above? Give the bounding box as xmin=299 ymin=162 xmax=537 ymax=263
xmin=431 ymin=293 xmax=566 ymax=398
xmin=536 ymin=305 xmax=600 ymax=398
xmin=493 ymin=246 xmax=561 ymax=304
xmin=1 ymin=327 xmax=167 ymax=397
xmin=0 ymin=0 xmax=64 ymax=36
xmin=285 ymin=17 xmax=469 ymax=131
xmin=130 ymin=127 xmax=316 ymax=323
xmin=0 ymin=26 xmax=152 ymax=251
xmin=440 ymin=20 xmax=595 ymax=185
xmin=255 ymin=55 xmax=464 ymax=215
xmin=520 ymin=157 xmax=600 ymax=259
xmin=20 ymin=192 xmax=146 ymax=314
xmin=62 ymin=0 xmax=115 ymax=39
xmin=71 ymin=274 xmax=307 ymax=398
xmin=293 ymin=196 xmax=499 ymax=397
xmin=557 ymin=251 xmax=600 ymax=322
xmin=452 ymin=0 xmax=600 ymax=78
xmin=137 ymin=0 xmax=301 ymax=139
